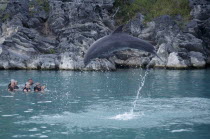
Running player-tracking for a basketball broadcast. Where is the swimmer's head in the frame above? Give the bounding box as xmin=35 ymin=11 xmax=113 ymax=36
xmin=28 ymin=79 xmax=33 ymax=85
xmin=25 ymin=82 xmax=31 ymax=88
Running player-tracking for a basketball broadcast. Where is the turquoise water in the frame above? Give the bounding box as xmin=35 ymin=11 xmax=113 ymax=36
xmin=0 ymin=69 xmax=210 ymax=139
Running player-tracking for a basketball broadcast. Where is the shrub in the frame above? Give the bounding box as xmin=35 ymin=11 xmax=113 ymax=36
xmin=1 ymin=13 xmax=10 ymax=21
xmin=35 ymin=0 xmax=50 ymax=13
xmin=0 ymin=3 xmax=7 ymax=11
xmin=114 ymin=0 xmax=191 ymax=24
xmin=29 ymin=0 xmax=50 ymax=14
xmin=0 ymin=0 xmax=8 ymax=21
xmin=48 ymin=48 xmax=55 ymax=54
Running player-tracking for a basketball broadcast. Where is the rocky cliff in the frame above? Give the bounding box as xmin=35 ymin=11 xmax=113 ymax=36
xmin=0 ymin=0 xmax=209 ymax=70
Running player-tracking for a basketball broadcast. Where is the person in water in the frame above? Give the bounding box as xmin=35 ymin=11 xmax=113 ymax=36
xmin=28 ymin=79 xmax=34 ymax=86
xmin=23 ymin=82 xmax=31 ymax=92
xmin=34 ymin=83 xmax=41 ymax=92
xmin=14 ymin=80 xmax=19 ymax=90
xmin=34 ymin=83 xmax=46 ymax=92
xmin=8 ymin=79 xmax=15 ymax=88
xmin=8 ymin=82 xmax=15 ymax=92
xmin=8 ymin=79 xmax=16 ymax=92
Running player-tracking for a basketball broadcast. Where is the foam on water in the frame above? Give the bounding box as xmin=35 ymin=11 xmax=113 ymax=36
xmin=24 ymin=109 xmax=33 ymax=113
xmin=1 ymin=96 xmax=14 ymax=98
xmin=109 ymin=112 xmax=144 ymax=120
xmin=37 ymin=101 xmax=52 ymax=104
xmin=15 ymin=97 xmax=210 ymax=132
xmin=29 ymin=128 xmax=39 ymax=132
xmin=40 ymin=126 xmax=47 ymax=129
xmin=2 ymin=114 xmax=19 ymax=117
xmin=43 ymin=88 xmax=50 ymax=92
xmin=24 ymin=111 xmax=33 ymax=113
xmin=109 ymin=112 xmax=136 ymax=120
xmin=12 ymin=135 xmax=27 ymax=138
xmin=39 ymin=135 xmax=48 ymax=138
xmin=171 ymin=129 xmax=193 ymax=133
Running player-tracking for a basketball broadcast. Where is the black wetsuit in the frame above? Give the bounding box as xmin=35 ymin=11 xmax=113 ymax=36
xmin=8 ymin=84 xmax=19 ymax=91
xmin=23 ymin=87 xmax=31 ymax=92
xmin=8 ymin=86 xmax=14 ymax=91
xmin=34 ymin=86 xmax=41 ymax=92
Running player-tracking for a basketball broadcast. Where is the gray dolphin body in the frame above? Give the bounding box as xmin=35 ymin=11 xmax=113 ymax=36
xmin=84 ymin=26 xmax=160 ymax=66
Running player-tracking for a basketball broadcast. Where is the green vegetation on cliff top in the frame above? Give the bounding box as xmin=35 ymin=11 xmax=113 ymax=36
xmin=0 ymin=0 xmax=8 ymax=21
xmin=0 ymin=0 xmax=49 ymax=21
xmin=29 ymin=0 xmax=50 ymax=14
xmin=114 ymin=0 xmax=191 ymax=24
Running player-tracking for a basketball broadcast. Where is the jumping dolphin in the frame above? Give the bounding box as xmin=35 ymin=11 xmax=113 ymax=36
xmin=84 ymin=25 xmax=161 ymax=66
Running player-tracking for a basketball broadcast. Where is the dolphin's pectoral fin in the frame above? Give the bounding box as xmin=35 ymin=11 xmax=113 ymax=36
xmin=112 ymin=25 xmax=124 ymax=34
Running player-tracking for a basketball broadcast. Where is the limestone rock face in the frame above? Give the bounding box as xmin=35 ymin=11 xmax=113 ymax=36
xmin=120 ymin=13 xmax=208 ymax=69
xmin=166 ymin=52 xmax=190 ymax=69
xmin=0 ymin=0 xmax=115 ymax=70
xmin=0 ymin=0 xmax=209 ymax=70
xmin=189 ymin=51 xmax=206 ymax=68
xmin=189 ymin=0 xmax=210 ymax=20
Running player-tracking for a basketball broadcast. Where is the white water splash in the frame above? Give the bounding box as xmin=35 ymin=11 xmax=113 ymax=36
xmin=109 ymin=112 xmax=145 ymax=121
xmin=111 ymin=70 xmax=149 ymax=120
xmin=130 ymin=70 xmax=148 ymax=114
xmin=109 ymin=112 xmax=135 ymax=120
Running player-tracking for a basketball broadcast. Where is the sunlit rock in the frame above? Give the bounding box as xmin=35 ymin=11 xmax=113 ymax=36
xmin=189 ymin=51 xmax=206 ymax=68
xmin=166 ymin=52 xmax=190 ymax=69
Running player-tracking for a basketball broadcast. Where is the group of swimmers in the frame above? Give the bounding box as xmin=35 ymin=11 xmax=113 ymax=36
xmin=8 ymin=79 xmax=46 ymax=92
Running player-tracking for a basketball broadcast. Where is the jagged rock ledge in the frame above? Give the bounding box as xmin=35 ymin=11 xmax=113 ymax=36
xmin=0 ymin=0 xmax=210 ymax=71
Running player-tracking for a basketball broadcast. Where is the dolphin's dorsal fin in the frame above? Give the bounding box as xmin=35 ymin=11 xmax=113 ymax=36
xmin=112 ymin=25 xmax=124 ymax=34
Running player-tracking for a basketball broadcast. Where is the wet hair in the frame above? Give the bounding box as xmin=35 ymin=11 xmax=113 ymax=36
xmin=10 ymin=79 xmax=15 ymax=83
xmin=25 ymin=82 xmax=30 ymax=86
